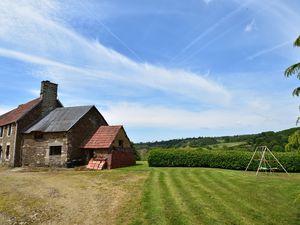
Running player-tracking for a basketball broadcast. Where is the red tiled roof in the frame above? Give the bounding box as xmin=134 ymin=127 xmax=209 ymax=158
xmin=82 ymin=125 xmax=122 ymax=149
xmin=0 ymin=98 xmax=41 ymax=126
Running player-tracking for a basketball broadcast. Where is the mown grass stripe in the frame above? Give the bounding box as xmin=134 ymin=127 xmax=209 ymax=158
xmin=167 ymin=169 xmax=221 ymax=225
xmin=180 ymin=169 xmax=240 ymax=224
xmin=133 ymin=170 xmax=167 ymax=225
xmin=197 ymin=170 xmax=268 ymax=225
xmin=210 ymin=171 xmax=300 ymax=225
xmin=164 ymin=171 xmax=196 ymax=225
xmin=184 ymin=169 xmax=249 ymax=225
xmin=158 ymin=171 xmax=190 ymax=225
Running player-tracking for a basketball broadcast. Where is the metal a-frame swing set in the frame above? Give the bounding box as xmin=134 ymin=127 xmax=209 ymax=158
xmin=245 ymin=146 xmax=290 ymax=176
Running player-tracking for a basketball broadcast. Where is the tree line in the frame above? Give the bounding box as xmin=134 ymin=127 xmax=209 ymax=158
xmin=134 ymin=127 xmax=300 ymax=152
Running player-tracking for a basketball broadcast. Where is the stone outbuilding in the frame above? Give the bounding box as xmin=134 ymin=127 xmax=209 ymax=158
xmin=82 ymin=125 xmax=135 ymax=169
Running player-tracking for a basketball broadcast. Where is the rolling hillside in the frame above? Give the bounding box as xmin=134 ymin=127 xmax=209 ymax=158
xmin=135 ymin=127 xmax=300 ymax=153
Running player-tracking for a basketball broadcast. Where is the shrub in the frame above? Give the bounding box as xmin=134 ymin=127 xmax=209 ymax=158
xmin=148 ymin=149 xmax=300 ymax=172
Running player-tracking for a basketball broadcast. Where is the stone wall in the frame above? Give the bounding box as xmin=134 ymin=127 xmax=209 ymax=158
xmin=22 ymin=132 xmax=68 ymax=167
xmin=14 ymin=101 xmax=43 ymax=166
xmin=0 ymin=101 xmax=44 ymax=167
xmin=0 ymin=123 xmax=17 ymax=166
xmin=67 ymin=106 xmax=108 ymax=162
xmin=111 ymin=128 xmax=132 ymax=148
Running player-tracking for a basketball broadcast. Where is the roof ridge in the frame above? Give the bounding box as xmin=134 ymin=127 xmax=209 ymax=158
xmin=0 ymin=97 xmax=42 ymax=126
xmin=54 ymin=105 xmax=94 ymax=109
xmin=24 ymin=105 xmax=95 ymax=133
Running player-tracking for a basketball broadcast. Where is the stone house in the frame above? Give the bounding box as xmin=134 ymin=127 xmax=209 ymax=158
xmin=0 ymin=81 xmax=135 ymax=168
xmin=22 ymin=106 xmax=107 ymax=167
xmin=0 ymin=81 xmax=62 ymax=167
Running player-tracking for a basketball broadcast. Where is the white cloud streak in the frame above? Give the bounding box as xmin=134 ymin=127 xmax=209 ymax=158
xmin=203 ymin=0 xmax=213 ymax=5
xmin=0 ymin=0 xmax=299 ymax=141
xmin=101 ymin=101 xmax=298 ymax=130
xmin=244 ymin=19 xmax=256 ymax=32
xmin=0 ymin=0 xmax=231 ymax=105
xmin=169 ymin=1 xmax=250 ymax=63
xmin=247 ymin=40 xmax=292 ymax=60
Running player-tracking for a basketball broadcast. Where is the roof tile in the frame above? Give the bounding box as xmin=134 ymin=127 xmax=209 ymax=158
xmin=0 ymin=98 xmax=41 ymax=126
xmin=82 ymin=125 xmax=122 ymax=149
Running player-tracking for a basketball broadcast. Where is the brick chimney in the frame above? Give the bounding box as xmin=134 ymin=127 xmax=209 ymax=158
xmin=40 ymin=80 xmax=58 ymax=115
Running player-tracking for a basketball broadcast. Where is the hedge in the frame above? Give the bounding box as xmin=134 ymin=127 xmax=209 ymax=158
xmin=148 ymin=149 xmax=300 ymax=172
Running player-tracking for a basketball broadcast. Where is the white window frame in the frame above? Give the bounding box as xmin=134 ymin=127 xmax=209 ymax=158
xmin=7 ymin=124 xmax=12 ymax=137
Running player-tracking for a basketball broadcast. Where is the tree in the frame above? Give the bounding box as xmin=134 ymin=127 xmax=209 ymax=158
xmin=285 ymin=130 xmax=300 ymax=152
xmin=285 ymin=35 xmax=300 ymax=123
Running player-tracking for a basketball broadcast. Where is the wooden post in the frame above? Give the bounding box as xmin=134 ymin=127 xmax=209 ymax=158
xmin=256 ymin=147 xmax=266 ymax=176
xmin=245 ymin=147 xmax=258 ymax=172
xmin=266 ymin=147 xmax=290 ymax=176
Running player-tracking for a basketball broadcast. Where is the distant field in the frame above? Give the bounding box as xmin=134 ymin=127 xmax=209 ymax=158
xmin=208 ymin=141 xmax=247 ymax=148
xmin=1 ymin=163 xmax=300 ymax=225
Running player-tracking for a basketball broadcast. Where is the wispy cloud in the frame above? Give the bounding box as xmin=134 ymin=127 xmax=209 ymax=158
xmin=169 ymin=1 xmax=249 ymax=63
xmin=0 ymin=0 xmax=299 ymax=141
xmin=175 ymin=18 xmax=247 ymax=67
xmin=244 ymin=19 xmax=256 ymax=32
xmin=247 ymin=40 xmax=292 ymax=60
xmin=101 ymin=101 xmax=297 ymax=130
xmin=0 ymin=0 xmax=231 ymax=105
xmin=203 ymin=0 xmax=213 ymax=5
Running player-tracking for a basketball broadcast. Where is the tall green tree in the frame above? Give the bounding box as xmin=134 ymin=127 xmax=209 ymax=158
xmin=285 ymin=130 xmax=300 ymax=152
xmin=285 ymin=36 xmax=300 ymax=95
xmin=285 ymin=35 xmax=300 ymax=123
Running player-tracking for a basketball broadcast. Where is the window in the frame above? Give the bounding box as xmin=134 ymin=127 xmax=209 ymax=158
xmin=49 ymin=146 xmax=62 ymax=155
xmin=6 ymin=145 xmax=10 ymax=160
xmin=0 ymin=127 xmax=3 ymax=137
xmin=7 ymin=124 xmax=12 ymax=136
xmin=0 ymin=145 xmax=2 ymax=160
xmin=118 ymin=140 xmax=124 ymax=147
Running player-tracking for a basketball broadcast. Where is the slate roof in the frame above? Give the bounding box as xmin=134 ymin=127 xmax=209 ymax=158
xmin=0 ymin=98 xmax=41 ymax=126
xmin=25 ymin=106 xmax=93 ymax=133
xmin=82 ymin=125 xmax=123 ymax=149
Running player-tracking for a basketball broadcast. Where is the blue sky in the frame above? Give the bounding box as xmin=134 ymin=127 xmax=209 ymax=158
xmin=0 ymin=0 xmax=300 ymax=142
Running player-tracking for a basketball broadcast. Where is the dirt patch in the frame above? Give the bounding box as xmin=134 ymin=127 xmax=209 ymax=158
xmin=0 ymin=169 xmax=148 ymax=225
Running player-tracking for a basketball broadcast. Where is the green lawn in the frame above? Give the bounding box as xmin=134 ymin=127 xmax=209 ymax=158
xmin=1 ymin=163 xmax=300 ymax=225
xmin=130 ymin=163 xmax=300 ymax=225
